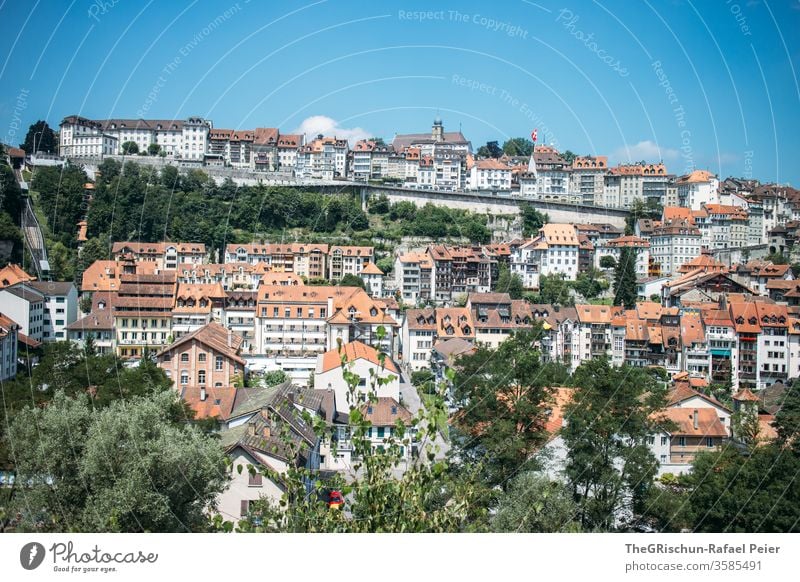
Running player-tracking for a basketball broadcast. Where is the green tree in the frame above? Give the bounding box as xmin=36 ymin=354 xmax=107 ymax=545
xmin=562 ymin=359 xmax=667 ymax=530
xmin=21 ymin=120 xmax=57 ymax=154
xmin=613 ymin=246 xmax=638 ymax=309
xmin=765 ymin=251 xmax=789 ymax=265
xmin=264 ymin=369 xmax=289 ymax=387
xmin=501 ymin=138 xmax=534 ymax=157
xmin=535 ymin=273 xmax=573 ymax=306
xmin=368 ymin=194 xmax=390 ymax=214
xmin=7 ymin=390 xmax=227 ymax=532
xmin=0 ymin=211 xmax=23 ymax=266
xmin=573 ymin=268 xmax=608 ymax=300
xmin=599 ymin=255 xmax=617 ymax=269
xmin=452 ymin=328 xmax=556 ymax=487
xmin=121 ymin=141 xmax=139 ymax=155
xmin=375 ymin=256 xmax=393 ymax=275
xmin=493 ymin=472 xmax=581 ymax=532
xmin=47 ymin=241 xmax=74 ymax=281
xmin=338 ymin=273 xmax=366 ymax=289
xmin=494 ymin=264 xmax=524 ymax=299
xmin=147 ymin=143 xmax=161 ymax=156
xmin=774 ymin=380 xmax=800 ymax=453
xmin=476 ymin=141 xmax=502 ymax=158
xmin=687 ymin=445 xmax=800 ymax=532
xmin=561 ymin=150 xmax=577 ymax=165
xmin=520 ymin=203 xmax=548 ymax=237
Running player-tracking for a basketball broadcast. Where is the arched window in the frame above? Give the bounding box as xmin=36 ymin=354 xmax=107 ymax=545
xmin=180 ymin=371 xmax=189 ymax=385
xmin=198 ymin=370 xmax=206 ymax=385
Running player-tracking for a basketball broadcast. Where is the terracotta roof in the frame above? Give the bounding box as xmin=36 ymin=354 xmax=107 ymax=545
xmin=318 ymin=340 xmax=399 ymax=374
xmin=625 ymin=318 xmax=649 ymax=342
xmin=609 ymin=163 xmax=667 ymax=176
xmin=66 ymin=310 xmax=114 ymax=331
xmin=0 ymin=264 xmax=35 ymax=288
xmin=662 ymin=207 xmax=696 ymax=225
xmin=680 ymin=313 xmax=705 ymax=345
xmin=181 ymin=385 xmax=237 ymax=420
xmin=361 ymin=397 xmax=412 ymax=426
xmin=575 ymin=304 xmax=614 ymax=324
xmin=604 ymin=235 xmax=649 ymax=248
xmin=436 ymin=307 xmax=474 ymax=338
xmin=677 ymin=169 xmax=716 ymax=184
xmin=360 ymin=262 xmax=384 ymax=275
xmin=406 ymin=308 xmax=436 ymax=330
xmin=157 ymin=321 xmax=245 ymax=365
xmin=544 ymin=387 xmax=574 ymax=436
xmin=678 ymin=254 xmax=728 ymax=274
xmin=732 ymin=388 xmax=760 ymax=402
xmin=659 ymin=407 xmax=728 ymax=437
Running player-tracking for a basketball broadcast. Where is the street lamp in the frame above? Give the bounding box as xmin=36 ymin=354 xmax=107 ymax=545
xmin=32 ymin=130 xmax=43 ymax=159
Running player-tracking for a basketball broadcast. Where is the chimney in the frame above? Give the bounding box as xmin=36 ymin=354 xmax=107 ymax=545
xmin=287 ymin=391 xmax=295 ymax=406
xmin=200 ymin=387 xmax=207 ymax=401
xmin=260 ymin=408 xmax=270 ymax=422
xmin=247 ymin=420 xmax=256 ymax=437
xmin=228 ymin=329 xmax=232 ymax=348
xmin=262 ymin=425 xmax=271 ymax=439
xmin=693 ymin=409 xmax=699 ymax=430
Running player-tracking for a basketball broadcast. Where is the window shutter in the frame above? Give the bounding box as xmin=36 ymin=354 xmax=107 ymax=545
xmin=240 ymin=499 xmax=249 ymax=517
xmin=249 ymin=472 xmax=263 ymax=486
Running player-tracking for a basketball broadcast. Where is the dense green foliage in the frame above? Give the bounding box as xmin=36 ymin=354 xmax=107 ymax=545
xmin=562 ymin=359 xmax=667 ymax=530
xmin=493 ymin=472 xmax=581 ymax=532
xmin=493 ymin=264 xmax=524 ymax=299
xmin=7 ymin=390 xmax=227 ymax=532
xmin=502 ymin=138 xmax=534 ymax=157
xmin=0 ymin=342 xmax=174 ymax=468
xmin=520 ymin=203 xmax=548 ymax=237
xmin=452 ymin=328 xmax=568 ymax=487
xmin=21 ymin=120 xmax=57 ymax=154
xmin=613 ymin=246 xmax=638 ymax=309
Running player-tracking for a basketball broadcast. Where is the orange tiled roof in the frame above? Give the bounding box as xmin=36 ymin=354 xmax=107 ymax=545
xmin=0 ymin=264 xmax=35 ymax=288
xmin=659 ymin=407 xmax=727 ymax=437
xmin=319 ymin=340 xmax=398 ymax=374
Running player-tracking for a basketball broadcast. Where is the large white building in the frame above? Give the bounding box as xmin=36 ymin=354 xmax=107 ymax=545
xmin=295 ymin=135 xmax=349 ymax=179
xmin=594 ymin=235 xmax=650 ymax=278
xmin=0 ymin=283 xmax=45 ymax=342
xmin=59 ymin=115 xmax=212 ymax=160
xmin=602 ymin=163 xmax=670 ymax=209
xmin=314 ymin=341 xmax=400 ymax=415
xmin=510 ymin=224 xmax=579 ymax=289
xmin=28 ymin=281 xmax=78 ymax=342
xmin=0 ymin=314 xmax=19 ymax=381
xmin=394 ymin=252 xmax=433 ymax=304
xmin=677 ymin=170 xmax=720 ymax=210
xmin=650 ymin=219 xmax=703 ymax=277
xmin=468 ymin=158 xmax=512 ymax=190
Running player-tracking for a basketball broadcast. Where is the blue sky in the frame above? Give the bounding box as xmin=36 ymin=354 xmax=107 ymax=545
xmin=1 ymin=0 xmax=799 ymax=184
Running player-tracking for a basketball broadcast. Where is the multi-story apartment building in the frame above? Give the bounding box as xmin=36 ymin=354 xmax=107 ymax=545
xmin=28 ymin=281 xmax=78 ymax=341
xmin=223 ymin=290 xmax=257 ymax=353
xmin=0 ymin=314 xmax=19 ymax=381
xmin=427 ymin=245 xmax=492 ymax=302
xmin=360 ymin=262 xmax=384 ymax=298
xmin=224 ymin=243 xmax=329 ymax=279
xmin=570 ymin=156 xmax=608 ymax=205
xmin=350 ymin=140 xmax=393 ymax=181
xmin=702 ymin=307 xmax=738 ymax=387
xmin=0 ymin=283 xmax=45 ymax=342
xmin=395 ymin=252 xmax=433 ymax=304
xmin=296 ymin=135 xmax=349 ymax=179
xmin=601 ymin=163 xmax=669 ymax=208
xmin=171 ymin=283 xmax=227 ymax=338
xmin=676 ymin=170 xmax=720 ymax=210
xmin=156 ymin=321 xmax=245 ymax=391
xmin=57 ymin=115 xmax=118 ymax=158
xmin=113 ymin=272 xmax=177 ymax=359
xmin=277 ymin=134 xmax=303 ymax=170
xmin=401 ymin=308 xmax=437 ymax=371
xmin=692 ymin=204 xmax=749 ymax=250
xmin=254 ymin=284 xmax=397 ymax=358
xmin=66 ymin=308 xmax=115 ymax=355
xmin=510 ymin=224 xmax=579 ymax=289
xmin=111 ymin=241 xmax=206 ymax=270
xmin=468 ymin=158 xmax=512 ymax=190
xmin=467 ymin=292 xmax=535 ymax=349
xmin=329 ymin=246 xmax=374 ymax=281
xmin=518 ymin=145 xmax=572 ymax=203
xmin=650 ymin=218 xmax=702 ymax=276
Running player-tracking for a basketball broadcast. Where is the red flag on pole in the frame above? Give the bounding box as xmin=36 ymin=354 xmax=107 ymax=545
xmin=531 ymin=129 xmax=538 ymax=142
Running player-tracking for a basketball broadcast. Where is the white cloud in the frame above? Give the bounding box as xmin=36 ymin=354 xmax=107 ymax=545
xmin=293 ymin=115 xmax=371 ymax=145
xmin=612 ymin=140 xmax=679 ymax=164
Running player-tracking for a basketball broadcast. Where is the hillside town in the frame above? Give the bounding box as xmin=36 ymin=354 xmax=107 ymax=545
xmin=2 ymin=114 xmax=800 ymax=533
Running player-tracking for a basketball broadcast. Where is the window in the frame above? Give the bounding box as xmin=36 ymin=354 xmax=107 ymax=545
xmin=198 ymin=353 xmax=206 ymax=362
xmin=377 ymin=427 xmax=385 ymax=438
xmin=678 ymin=436 xmax=686 ymax=447
xmin=240 ymin=500 xmax=250 ymax=517
xmin=248 ymin=471 xmax=262 ymax=486
xmin=198 ymin=370 xmax=206 ymax=385
xmin=706 ymin=437 xmax=714 ymax=447
xmin=180 ymin=372 xmax=189 ymax=385
xmin=215 ymin=356 xmax=223 ymax=371
xmin=181 ymin=353 xmax=189 ymax=363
